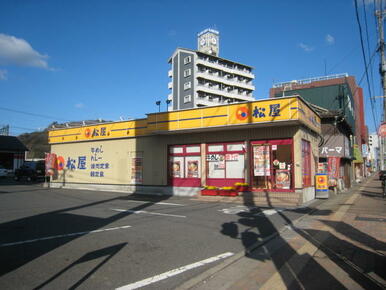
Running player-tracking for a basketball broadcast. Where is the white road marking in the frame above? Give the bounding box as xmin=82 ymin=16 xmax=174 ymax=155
xmin=111 ymin=208 xmax=186 ymax=218
xmin=126 ymin=200 xmax=185 ymax=206
xmin=0 ymin=225 xmax=132 ymax=248
xmin=219 ymin=205 xmax=250 ymax=214
xmin=116 ymin=252 xmax=234 ymax=290
xmin=219 ymin=206 xmax=283 ymax=216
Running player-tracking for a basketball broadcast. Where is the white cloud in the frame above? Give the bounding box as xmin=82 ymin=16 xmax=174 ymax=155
xmin=0 ymin=33 xmax=50 ymax=69
xmin=325 ymin=34 xmax=335 ymax=45
xmin=75 ymin=103 xmax=84 ymax=109
xmin=0 ymin=69 xmax=7 ymax=80
xmin=298 ymin=42 xmax=314 ymax=52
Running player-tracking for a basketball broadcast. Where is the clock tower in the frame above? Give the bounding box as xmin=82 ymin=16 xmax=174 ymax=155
xmin=197 ymin=29 xmax=219 ymax=56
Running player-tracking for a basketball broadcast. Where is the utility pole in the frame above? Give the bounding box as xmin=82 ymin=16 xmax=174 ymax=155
xmin=376 ymin=9 xmax=386 ymax=170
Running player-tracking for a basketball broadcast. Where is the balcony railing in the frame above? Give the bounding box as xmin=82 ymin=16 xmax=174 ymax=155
xmin=196 ymin=71 xmax=255 ymax=91
xmin=196 ymin=58 xmax=254 ymax=79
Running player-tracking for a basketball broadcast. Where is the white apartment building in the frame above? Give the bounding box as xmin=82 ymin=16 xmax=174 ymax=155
xmin=368 ymin=133 xmax=380 ymax=170
xmin=167 ymin=29 xmax=255 ymax=111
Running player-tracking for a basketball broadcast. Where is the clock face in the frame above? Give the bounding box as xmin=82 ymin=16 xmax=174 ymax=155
xmin=200 ymin=38 xmax=206 ymax=46
xmin=211 ymin=37 xmax=217 ymax=45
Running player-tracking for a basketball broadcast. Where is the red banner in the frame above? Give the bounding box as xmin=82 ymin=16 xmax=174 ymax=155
xmin=327 ymin=157 xmax=340 ymax=179
xmin=45 ymin=153 xmax=57 ymax=176
xmin=379 ymin=123 xmax=386 ymax=137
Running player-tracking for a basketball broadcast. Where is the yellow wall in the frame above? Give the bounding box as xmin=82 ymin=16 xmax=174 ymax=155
xmin=51 ymin=125 xmax=312 ymax=187
xmin=51 ymin=136 xmax=167 ymax=186
xmin=49 ymin=97 xmax=320 ymax=144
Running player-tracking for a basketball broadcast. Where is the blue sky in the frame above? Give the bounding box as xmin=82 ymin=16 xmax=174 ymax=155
xmin=0 ymin=0 xmax=384 ymax=135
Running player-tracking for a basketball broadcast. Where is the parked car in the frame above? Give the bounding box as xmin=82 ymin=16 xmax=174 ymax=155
xmin=379 ymin=170 xmax=386 ymax=180
xmin=0 ymin=165 xmax=9 ymax=178
xmin=14 ymin=161 xmax=45 ymax=181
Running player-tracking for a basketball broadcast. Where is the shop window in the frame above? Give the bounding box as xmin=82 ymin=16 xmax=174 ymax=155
xmin=302 ymin=140 xmax=311 ymax=187
xmin=208 ymin=144 xmax=224 ymax=152
xmin=170 ymin=146 xmax=183 ymax=154
xmin=206 ymin=142 xmax=245 ymax=186
xmin=186 ymin=145 xmax=200 ymax=153
xmin=226 ymin=154 xmax=244 ymax=178
xmin=169 ymin=145 xmax=201 ymax=187
xmin=170 ymin=156 xmax=185 ymax=178
xmin=251 ymin=139 xmax=293 ymax=191
xmin=227 ymin=143 xmax=244 ymax=151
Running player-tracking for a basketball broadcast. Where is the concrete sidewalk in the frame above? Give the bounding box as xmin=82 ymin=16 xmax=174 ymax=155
xmin=177 ymin=176 xmax=386 ymax=289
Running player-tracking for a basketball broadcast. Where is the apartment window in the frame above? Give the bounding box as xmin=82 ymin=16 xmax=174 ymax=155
xmin=184 ymin=69 xmax=191 ymax=77
xmin=184 ymin=95 xmax=192 ymax=103
xmin=184 ymin=56 xmax=192 ymax=64
xmin=184 ymin=82 xmax=191 ymax=90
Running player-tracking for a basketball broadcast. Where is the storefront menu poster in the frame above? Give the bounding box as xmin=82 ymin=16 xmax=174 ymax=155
xmin=131 ymin=157 xmax=143 ymax=184
xmin=253 ymin=146 xmax=270 ymax=176
xmin=172 ymin=160 xmax=181 ymax=178
xmin=187 ymin=160 xmax=199 ymax=178
xmin=275 ymin=169 xmax=290 ymax=189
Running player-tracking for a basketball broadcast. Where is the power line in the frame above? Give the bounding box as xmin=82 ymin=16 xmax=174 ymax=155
xmin=11 ymin=126 xmax=40 ymax=131
xmin=0 ymin=106 xmax=70 ymax=122
xmin=327 ymin=47 xmax=357 ymax=74
xmin=362 ymin=0 xmax=379 ymax=126
xmin=354 ymin=0 xmax=378 ymax=130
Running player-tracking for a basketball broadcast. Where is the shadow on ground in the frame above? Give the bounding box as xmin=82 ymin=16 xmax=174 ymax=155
xmin=0 ymin=191 xmax=171 ymax=288
xmin=220 ymin=181 xmax=386 ymax=289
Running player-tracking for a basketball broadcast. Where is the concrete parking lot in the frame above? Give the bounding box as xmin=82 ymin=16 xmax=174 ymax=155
xmin=0 ymin=180 xmax=314 ymax=289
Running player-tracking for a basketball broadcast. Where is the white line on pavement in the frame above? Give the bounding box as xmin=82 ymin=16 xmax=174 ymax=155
xmin=126 ymin=200 xmax=185 ymax=206
xmin=111 ymin=209 xmax=186 ymax=218
xmin=0 ymin=225 xmax=132 ymax=248
xmin=116 ymin=252 xmax=234 ymax=290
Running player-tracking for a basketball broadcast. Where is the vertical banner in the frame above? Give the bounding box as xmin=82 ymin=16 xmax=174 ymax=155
xmin=253 ymin=145 xmax=270 ymax=176
xmin=327 ymin=157 xmax=340 ymax=178
xmin=131 ymin=157 xmax=143 ymax=184
xmin=45 ymin=153 xmax=57 ymax=176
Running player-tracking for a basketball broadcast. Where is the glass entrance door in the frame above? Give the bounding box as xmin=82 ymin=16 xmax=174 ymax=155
xmin=251 ymin=139 xmax=293 ymax=191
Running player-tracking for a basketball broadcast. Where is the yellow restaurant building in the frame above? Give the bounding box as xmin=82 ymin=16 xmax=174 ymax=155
xmin=48 ymin=96 xmax=321 ymax=206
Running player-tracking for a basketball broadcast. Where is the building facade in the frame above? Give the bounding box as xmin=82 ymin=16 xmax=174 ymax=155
xmin=168 ymin=29 xmax=255 ymax=111
xmin=368 ymin=133 xmax=380 ymax=171
xmin=270 ymin=73 xmax=368 ymax=184
xmin=48 ymin=96 xmax=321 ymax=207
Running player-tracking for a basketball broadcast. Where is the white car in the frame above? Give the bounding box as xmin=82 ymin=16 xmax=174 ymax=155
xmin=0 ymin=166 xmax=8 ymax=177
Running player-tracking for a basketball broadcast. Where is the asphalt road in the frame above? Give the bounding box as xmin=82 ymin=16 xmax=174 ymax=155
xmin=0 ymin=180 xmax=318 ymax=290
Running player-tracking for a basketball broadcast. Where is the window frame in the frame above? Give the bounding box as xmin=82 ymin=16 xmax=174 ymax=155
xmin=184 ymin=81 xmax=191 ymax=90
xmin=183 ymin=95 xmax=192 ymax=103
xmin=184 ymin=68 xmax=192 ymax=77
xmin=183 ymin=56 xmax=192 ymax=65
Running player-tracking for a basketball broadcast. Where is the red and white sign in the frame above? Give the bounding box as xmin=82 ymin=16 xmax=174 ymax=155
xmin=327 ymin=157 xmax=340 ymax=179
xmin=379 ymin=123 xmax=386 ymax=137
xmin=45 ymin=153 xmax=57 ymax=176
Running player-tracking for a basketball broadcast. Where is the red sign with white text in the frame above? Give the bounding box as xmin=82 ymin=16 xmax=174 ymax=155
xmin=379 ymin=123 xmax=386 ymax=137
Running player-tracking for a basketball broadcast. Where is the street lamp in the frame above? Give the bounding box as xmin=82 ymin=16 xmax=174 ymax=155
xmin=166 ymin=99 xmax=171 ymax=111
xmin=156 ymin=101 xmax=161 ymax=112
